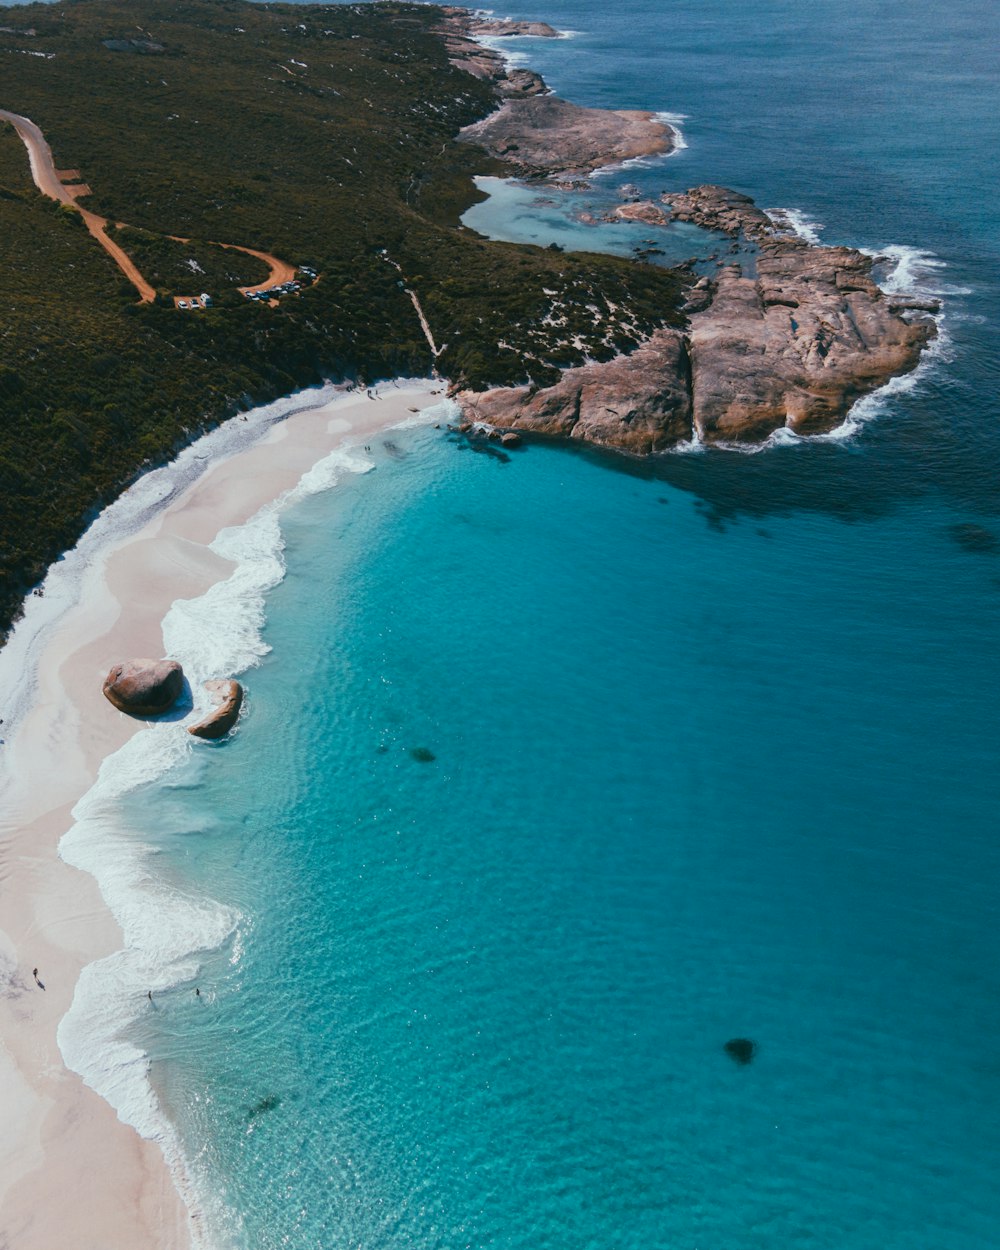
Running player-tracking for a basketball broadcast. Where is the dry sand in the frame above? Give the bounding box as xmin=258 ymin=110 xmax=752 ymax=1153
xmin=0 ymin=379 xmax=443 ymax=1249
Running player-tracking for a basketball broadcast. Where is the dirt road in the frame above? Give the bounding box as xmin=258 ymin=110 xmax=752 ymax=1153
xmin=1 ymin=108 xmax=156 ymax=302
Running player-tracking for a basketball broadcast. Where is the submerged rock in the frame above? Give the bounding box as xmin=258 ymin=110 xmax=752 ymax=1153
xmin=724 ymin=1038 xmax=757 ymax=1065
xmin=188 ymin=679 xmax=243 ymax=739
xmin=948 ymin=523 xmax=1000 ymax=554
xmin=103 ymin=658 xmax=184 ymax=716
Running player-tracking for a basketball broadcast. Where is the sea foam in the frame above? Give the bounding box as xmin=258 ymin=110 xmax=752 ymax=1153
xmin=0 ymin=380 xmax=347 ymax=737
xmin=764 ymin=206 xmax=824 ymax=245
xmin=655 ymin=111 xmax=690 ymax=154
xmin=5 ymin=384 xmax=447 ymax=1246
xmin=696 ymin=225 xmax=957 ymax=452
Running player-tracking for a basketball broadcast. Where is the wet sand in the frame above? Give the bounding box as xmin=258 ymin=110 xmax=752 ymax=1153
xmin=0 ymin=379 xmax=442 ymax=1249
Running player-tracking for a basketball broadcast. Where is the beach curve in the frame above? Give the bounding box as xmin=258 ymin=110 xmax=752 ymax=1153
xmin=0 ymin=378 xmax=445 ymax=1250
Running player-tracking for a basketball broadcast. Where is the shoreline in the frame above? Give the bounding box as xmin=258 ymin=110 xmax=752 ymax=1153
xmin=0 ymin=377 xmax=445 ymax=1250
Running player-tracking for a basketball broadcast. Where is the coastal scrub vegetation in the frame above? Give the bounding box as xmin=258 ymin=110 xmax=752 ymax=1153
xmin=0 ymin=0 xmax=687 ymax=635
xmin=105 ymin=227 xmax=272 ymax=294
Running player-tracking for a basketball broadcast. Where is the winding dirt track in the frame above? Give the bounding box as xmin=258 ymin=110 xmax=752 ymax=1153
xmin=221 ymin=242 xmax=297 ymax=295
xmin=1 ymin=108 xmax=297 ymax=306
xmin=1 ymin=107 xmax=156 ymax=302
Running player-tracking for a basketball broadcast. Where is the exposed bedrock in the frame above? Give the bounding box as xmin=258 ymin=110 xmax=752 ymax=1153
xmin=188 ymin=678 xmax=243 ymax=740
xmin=688 ymin=249 xmax=931 ymax=442
xmin=457 ymin=329 xmax=693 ymax=455
xmin=103 ymin=658 xmax=184 ymax=716
xmin=468 ymin=18 xmax=561 ymax=38
xmin=459 ymin=185 xmax=936 ymax=449
xmin=670 ymin=186 xmax=936 ymax=442
xmin=459 ymin=95 xmax=674 ymax=179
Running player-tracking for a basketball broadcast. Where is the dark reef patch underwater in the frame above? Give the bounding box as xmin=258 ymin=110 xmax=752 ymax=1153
xmin=724 ymin=1038 xmax=757 ymax=1066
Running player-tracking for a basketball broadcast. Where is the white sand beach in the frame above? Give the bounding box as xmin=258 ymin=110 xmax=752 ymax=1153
xmin=0 ymin=379 xmax=443 ymax=1250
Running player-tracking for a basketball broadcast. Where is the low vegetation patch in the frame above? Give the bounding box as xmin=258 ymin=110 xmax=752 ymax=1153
xmin=0 ymin=0 xmax=687 ymax=637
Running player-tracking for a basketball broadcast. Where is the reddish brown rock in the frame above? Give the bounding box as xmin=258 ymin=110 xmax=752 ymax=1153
xmin=666 ymin=187 xmax=937 ymax=443
xmin=459 ymin=95 xmax=674 ymax=179
xmin=501 ymin=431 xmax=522 ymax=448
xmin=188 ymin=679 xmax=243 ymax=740
xmin=457 ymin=328 xmax=693 ymax=454
xmin=613 ymin=200 xmax=671 ymax=226
xmin=103 ymin=659 xmax=184 ymax=716
xmin=661 ymin=185 xmax=776 ymax=241
xmin=468 ymin=18 xmax=560 ymax=38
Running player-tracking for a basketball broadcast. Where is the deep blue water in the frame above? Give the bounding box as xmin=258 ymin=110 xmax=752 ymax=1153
xmin=64 ymin=1 xmax=1000 ymax=1247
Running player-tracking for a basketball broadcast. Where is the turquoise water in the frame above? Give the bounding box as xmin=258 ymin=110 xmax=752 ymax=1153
xmin=70 ymin=1 xmax=1000 ymax=1247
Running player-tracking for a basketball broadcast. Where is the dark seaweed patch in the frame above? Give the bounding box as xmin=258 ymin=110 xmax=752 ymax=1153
xmin=724 ymin=1038 xmax=757 ymax=1065
xmin=247 ymin=1094 xmax=281 ymax=1119
xmin=948 ymin=523 xmax=1000 ymax=554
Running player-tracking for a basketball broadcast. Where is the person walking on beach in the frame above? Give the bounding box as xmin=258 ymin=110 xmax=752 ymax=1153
xmin=32 ymin=967 xmax=44 ymax=989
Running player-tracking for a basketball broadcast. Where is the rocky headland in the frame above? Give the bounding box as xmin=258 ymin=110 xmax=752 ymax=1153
xmin=439 ymin=8 xmax=675 ymax=177
xmin=457 ymin=185 xmax=938 ymax=449
xmin=459 ymin=95 xmax=675 ymax=180
xmin=440 ymin=13 xmax=936 ymax=450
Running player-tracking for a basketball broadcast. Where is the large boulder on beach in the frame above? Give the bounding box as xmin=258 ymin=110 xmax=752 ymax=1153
xmin=188 ymin=679 xmax=243 ymax=740
xmin=103 ymin=659 xmax=184 ymax=716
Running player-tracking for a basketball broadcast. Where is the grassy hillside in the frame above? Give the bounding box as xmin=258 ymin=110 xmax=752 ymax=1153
xmin=0 ymin=0 xmax=687 ymax=635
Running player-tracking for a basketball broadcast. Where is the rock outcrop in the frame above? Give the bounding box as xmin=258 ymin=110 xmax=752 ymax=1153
xmin=667 ymin=186 xmax=936 ymax=442
xmin=457 ymin=185 xmax=937 ymax=449
xmin=438 ymin=8 xmax=673 ymax=176
xmin=458 ymin=328 xmax=692 ymax=455
xmin=613 ymin=200 xmax=671 ymax=226
xmin=459 ymin=95 xmax=674 ymax=179
xmin=468 ymin=18 xmax=560 ymax=38
xmin=103 ymin=658 xmax=184 ymax=716
xmin=188 ymin=679 xmax=243 ymax=740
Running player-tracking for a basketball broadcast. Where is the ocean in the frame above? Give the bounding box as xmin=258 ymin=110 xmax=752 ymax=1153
xmin=26 ymin=0 xmax=1000 ymax=1246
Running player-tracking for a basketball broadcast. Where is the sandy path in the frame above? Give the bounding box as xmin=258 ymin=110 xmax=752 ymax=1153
xmin=0 ymin=380 xmax=444 ymax=1250
xmin=1 ymin=107 xmax=157 ymax=303
xmin=226 ymin=242 xmax=297 ymax=294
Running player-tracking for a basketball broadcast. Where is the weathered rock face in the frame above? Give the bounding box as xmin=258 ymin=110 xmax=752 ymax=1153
xmin=459 ymin=95 xmax=674 ymax=179
xmin=457 ymin=329 xmax=693 ymax=454
xmin=468 ymin=18 xmax=560 ymax=38
xmin=613 ymin=200 xmax=671 ymax=226
xmin=458 ymin=184 xmax=937 ymax=451
xmin=103 ymin=658 xmax=184 ymax=716
xmin=188 ymin=678 xmax=243 ymax=740
xmin=661 ymin=185 xmax=775 ymax=241
xmin=667 ymin=186 xmax=936 ymax=443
